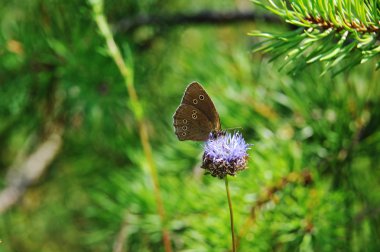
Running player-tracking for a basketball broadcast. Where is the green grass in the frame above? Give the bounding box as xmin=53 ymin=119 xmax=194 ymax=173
xmin=1 ymin=0 xmax=380 ymax=251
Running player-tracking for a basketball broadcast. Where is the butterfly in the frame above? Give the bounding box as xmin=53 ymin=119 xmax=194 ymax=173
xmin=173 ymin=82 xmax=221 ymax=141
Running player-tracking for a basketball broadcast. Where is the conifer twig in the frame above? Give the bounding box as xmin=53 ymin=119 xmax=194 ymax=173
xmin=250 ymin=0 xmax=380 ymax=74
xmin=236 ymin=171 xmax=313 ymax=249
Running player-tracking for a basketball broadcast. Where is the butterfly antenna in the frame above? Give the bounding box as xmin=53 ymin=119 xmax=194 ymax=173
xmin=224 ymin=127 xmax=243 ymax=132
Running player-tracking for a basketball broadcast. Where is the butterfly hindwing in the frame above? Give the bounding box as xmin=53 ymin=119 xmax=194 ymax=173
xmin=173 ymin=104 xmax=213 ymax=141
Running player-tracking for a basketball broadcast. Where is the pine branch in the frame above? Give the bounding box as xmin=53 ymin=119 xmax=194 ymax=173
xmin=250 ymin=0 xmax=380 ymax=74
xmin=236 ymin=171 xmax=313 ymax=249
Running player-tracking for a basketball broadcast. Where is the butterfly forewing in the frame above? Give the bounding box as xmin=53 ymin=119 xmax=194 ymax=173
xmin=181 ymin=82 xmax=220 ymax=131
xmin=173 ymin=82 xmax=221 ymax=141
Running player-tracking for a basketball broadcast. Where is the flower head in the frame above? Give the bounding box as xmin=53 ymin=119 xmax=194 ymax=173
xmin=202 ymin=131 xmax=251 ymax=178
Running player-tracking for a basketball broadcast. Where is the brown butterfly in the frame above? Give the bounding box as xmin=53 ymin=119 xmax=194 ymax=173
xmin=173 ymin=82 xmax=221 ymax=141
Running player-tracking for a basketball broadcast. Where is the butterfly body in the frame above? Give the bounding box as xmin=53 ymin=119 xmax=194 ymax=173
xmin=173 ymin=82 xmax=221 ymax=141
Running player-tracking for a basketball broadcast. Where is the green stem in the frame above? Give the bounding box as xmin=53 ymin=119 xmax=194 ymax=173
xmin=89 ymin=1 xmax=172 ymax=251
xmin=225 ymin=176 xmax=236 ymax=252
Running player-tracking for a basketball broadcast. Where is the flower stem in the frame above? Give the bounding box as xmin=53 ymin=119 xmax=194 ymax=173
xmin=225 ymin=176 xmax=236 ymax=252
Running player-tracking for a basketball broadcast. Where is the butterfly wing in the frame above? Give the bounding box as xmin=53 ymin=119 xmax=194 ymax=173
xmin=181 ymin=82 xmax=221 ymax=131
xmin=173 ymin=104 xmax=214 ymax=141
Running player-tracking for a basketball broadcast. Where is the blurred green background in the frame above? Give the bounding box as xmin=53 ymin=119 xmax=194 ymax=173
xmin=1 ymin=0 xmax=380 ymax=251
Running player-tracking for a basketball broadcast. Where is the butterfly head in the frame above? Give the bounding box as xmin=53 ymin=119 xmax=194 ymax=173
xmin=208 ymin=130 xmax=226 ymax=140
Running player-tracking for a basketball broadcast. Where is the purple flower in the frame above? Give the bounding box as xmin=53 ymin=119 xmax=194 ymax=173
xmin=202 ymin=131 xmax=251 ymax=178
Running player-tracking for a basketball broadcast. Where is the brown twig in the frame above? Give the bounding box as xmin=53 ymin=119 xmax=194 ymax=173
xmin=113 ymin=213 xmax=131 ymax=252
xmin=305 ymin=15 xmax=380 ymax=34
xmin=0 ymin=130 xmax=63 ymax=214
xmin=116 ymin=10 xmax=282 ymax=33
